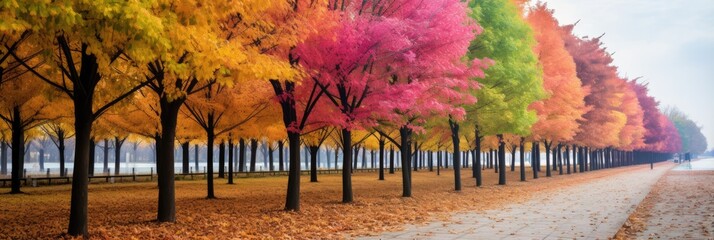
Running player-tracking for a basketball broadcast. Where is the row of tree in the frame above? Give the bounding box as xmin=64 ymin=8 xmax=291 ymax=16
xmin=0 ymin=0 xmax=706 ymax=237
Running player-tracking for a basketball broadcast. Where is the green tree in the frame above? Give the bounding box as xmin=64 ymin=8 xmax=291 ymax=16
xmin=466 ymin=0 xmax=544 ymax=185
xmin=665 ymin=107 xmax=707 ymax=155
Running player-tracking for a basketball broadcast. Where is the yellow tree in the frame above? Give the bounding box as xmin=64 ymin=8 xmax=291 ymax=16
xmin=7 ymin=1 xmax=173 ymax=235
xmin=39 ymin=95 xmax=74 ymax=177
xmin=139 ymin=0 xmax=299 ymax=222
xmin=0 ymin=75 xmax=51 ymax=193
xmin=182 ymin=80 xmax=274 ymax=199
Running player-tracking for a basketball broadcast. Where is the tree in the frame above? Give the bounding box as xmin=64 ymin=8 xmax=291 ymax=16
xmin=615 ymin=79 xmax=645 ymax=152
xmin=300 ymin=0 xmax=486 ymax=200
xmin=40 ymin=117 xmax=74 ymax=177
xmin=665 ymin=107 xmax=707 ymax=154
xmin=0 ymin=76 xmax=51 ymax=193
xmin=183 ymin=81 xmax=273 ymax=198
xmin=302 ymin=127 xmax=335 ymax=182
xmin=657 ymin=114 xmax=682 ymax=154
xmin=629 ymin=81 xmax=663 ymax=150
xmin=250 ymin=0 xmax=330 ymax=212
xmin=526 ymin=4 xmax=589 ymax=175
xmin=466 ymin=0 xmax=544 ymax=185
xmin=137 ymin=0 xmax=300 ymax=221
xmin=562 ymin=25 xmax=630 ymax=151
xmin=9 ymin=1 xmax=172 ymax=235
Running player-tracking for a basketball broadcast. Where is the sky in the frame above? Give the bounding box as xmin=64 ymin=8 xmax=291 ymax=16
xmin=544 ymin=0 xmax=714 ymax=151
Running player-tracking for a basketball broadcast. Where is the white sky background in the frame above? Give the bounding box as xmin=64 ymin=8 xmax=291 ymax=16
xmin=544 ymin=0 xmax=714 ymax=150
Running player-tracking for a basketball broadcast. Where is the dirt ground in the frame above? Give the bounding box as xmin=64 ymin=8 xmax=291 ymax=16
xmin=0 ymin=165 xmax=656 ymax=239
xmin=614 ymin=168 xmax=714 ymax=239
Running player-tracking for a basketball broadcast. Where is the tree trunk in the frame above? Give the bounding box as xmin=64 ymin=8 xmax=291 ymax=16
xmin=532 ymin=142 xmax=538 ymax=179
xmin=268 ymin=143 xmax=275 ymax=171
xmin=389 ymin=145 xmax=395 ymax=174
xmin=544 ymin=141 xmax=551 ymax=177
xmin=68 ymin=66 xmax=97 ymax=236
xmin=151 ymin=98 xmax=181 ymax=222
xmin=218 ymin=141 xmax=225 ymax=178
xmin=0 ymin=141 xmax=6 ymax=175
xmin=412 ymin=142 xmax=417 ymax=172
xmin=181 ymin=142 xmax=189 ymax=174
xmin=114 ymin=137 xmax=123 ymax=175
xmin=552 ymin=146 xmax=558 ymax=171
xmin=88 ymin=139 xmax=95 ymax=176
xmin=378 ymin=140 xmax=385 ymax=180
xmin=474 ymin=127 xmax=482 ymax=186
xmin=353 ymin=146 xmax=359 ymax=172
xmin=578 ymin=147 xmax=585 ymax=173
xmin=437 ymin=150 xmax=441 ymax=176
xmin=59 ymin=136 xmax=66 ymax=177
xmin=557 ymin=144 xmax=563 ymax=175
xmin=10 ymin=106 xmax=24 ymax=193
xmin=510 ymin=145 xmax=516 ymax=172
xmin=102 ymin=139 xmax=109 ymax=174
xmin=309 ymin=145 xmax=319 ymax=182
xmin=39 ymin=148 xmax=45 ymax=171
xmin=573 ymin=145 xmax=578 ymax=173
xmin=399 ymin=126 xmax=412 ymax=197
xmin=341 ymin=129 xmax=353 ymax=203
xmin=519 ymin=138 xmax=526 ymax=182
xmin=285 ymin=132 xmax=301 ymax=210
xmin=429 ymin=151 xmax=434 ymax=172
xmin=239 ymin=139 xmax=246 ymax=172
xmin=278 ymin=140 xmax=284 ymax=171
xmin=249 ymin=139 xmax=257 ymax=172
xmin=497 ymin=134 xmax=506 ymax=185
xmin=449 ymin=119 xmax=461 ymax=191
xmin=205 ymin=130 xmax=215 ymax=199
xmin=565 ymin=145 xmax=571 ymax=174
xmin=228 ymin=139 xmax=234 ymax=184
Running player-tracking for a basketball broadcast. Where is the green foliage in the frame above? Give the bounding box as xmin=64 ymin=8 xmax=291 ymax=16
xmin=666 ymin=107 xmax=707 ymax=154
xmin=465 ymin=0 xmax=544 ymax=136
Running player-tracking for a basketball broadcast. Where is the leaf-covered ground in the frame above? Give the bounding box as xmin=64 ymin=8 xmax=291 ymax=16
xmin=615 ymin=168 xmax=714 ymax=239
xmin=1 ymin=166 xmax=644 ymax=239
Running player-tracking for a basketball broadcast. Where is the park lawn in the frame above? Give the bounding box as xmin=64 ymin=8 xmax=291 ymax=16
xmin=0 ymin=165 xmax=653 ymax=239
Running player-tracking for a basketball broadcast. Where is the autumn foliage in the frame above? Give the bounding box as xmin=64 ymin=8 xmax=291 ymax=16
xmin=0 ymin=0 xmax=703 ymax=238
xmin=526 ymin=4 xmax=589 ymax=144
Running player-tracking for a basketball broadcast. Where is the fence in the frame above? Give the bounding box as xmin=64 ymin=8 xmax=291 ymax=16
xmin=0 ymin=167 xmax=402 ymax=188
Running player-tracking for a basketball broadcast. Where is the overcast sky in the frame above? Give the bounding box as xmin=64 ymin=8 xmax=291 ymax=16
xmin=544 ymin=0 xmax=714 ymax=150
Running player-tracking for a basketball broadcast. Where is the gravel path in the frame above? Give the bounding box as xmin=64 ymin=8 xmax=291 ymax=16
xmin=360 ymin=164 xmax=672 ymax=240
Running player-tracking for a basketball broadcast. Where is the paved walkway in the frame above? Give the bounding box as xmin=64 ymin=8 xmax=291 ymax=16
xmin=360 ymin=165 xmax=671 ymax=240
xmin=637 ymin=160 xmax=714 ymax=239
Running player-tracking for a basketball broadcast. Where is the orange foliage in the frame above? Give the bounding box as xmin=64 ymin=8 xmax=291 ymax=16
xmin=526 ymin=4 xmax=589 ymax=144
xmin=617 ymin=82 xmax=646 ymax=150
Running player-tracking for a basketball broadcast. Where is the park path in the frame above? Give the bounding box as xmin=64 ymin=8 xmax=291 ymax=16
xmin=635 ymin=159 xmax=714 ymax=239
xmin=359 ymin=164 xmax=672 ymax=240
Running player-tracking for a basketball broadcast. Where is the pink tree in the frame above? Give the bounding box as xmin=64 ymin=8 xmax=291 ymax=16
xmin=658 ymin=114 xmax=682 ymax=153
xmin=630 ymin=80 xmax=681 ymax=165
xmin=295 ymin=0 xmax=487 ymax=201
